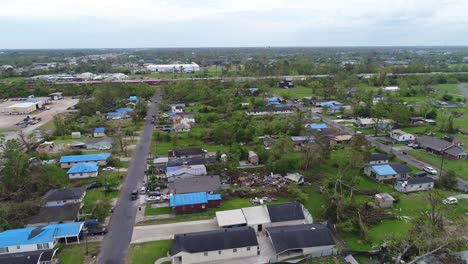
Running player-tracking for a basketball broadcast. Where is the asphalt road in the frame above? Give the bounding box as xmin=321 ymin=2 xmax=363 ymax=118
xmin=315 ymin=113 xmax=468 ymax=190
xmin=98 ymin=93 xmax=160 ymax=264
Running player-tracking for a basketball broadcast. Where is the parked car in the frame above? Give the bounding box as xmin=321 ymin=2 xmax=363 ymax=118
xmin=145 ymin=196 xmax=161 ymax=203
xmin=423 ymin=166 xmax=438 ymax=175
xmin=414 ymin=171 xmax=427 ymax=177
xmin=84 ymin=226 xmax=108 ymax=236
xmin=140 ymin=186 xmax=147 ymax=194
xmin=102 ymin=166 xmax=115 ymax=171
xmin=131 ymin=190 xmax=139 ymax=200
xmin=86 ymin=182 xmax=102 ymax=190
xmin=442 ymin=197 xmax=458 ymax=205
xmin=99 ymin=146 xmax=111 ymax=150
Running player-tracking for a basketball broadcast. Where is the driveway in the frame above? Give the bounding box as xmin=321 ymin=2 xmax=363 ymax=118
xmin=131 ymin=219 xmax=219 ymax=243
xmin=98 ymin=93 xmax=160 ymax=264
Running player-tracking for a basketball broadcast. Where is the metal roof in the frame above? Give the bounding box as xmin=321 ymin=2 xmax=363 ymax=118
xmin=94 ymin=127 xmax=105 ymax=133
xmin=67 ymin=162 xmax=99 ymax=174
xmin=216 ymin=209 xmax=247 ymax=227
xmin=169 ymin=192 xmax=221 ymax=207
xmin=242 ymin=206 xmax=271 ymax=225
xmin=308 ymin=123 xmax=328 ymax=130
xmin=60 ymin=154 xmax=110 ymax=163
xmin=371 ymin=165 xmax=397 ymax=176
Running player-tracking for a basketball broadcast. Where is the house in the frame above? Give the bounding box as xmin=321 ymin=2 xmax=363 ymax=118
xmin=307 ymin=123 xmax=328 ymax=131
xmin=93 ymin=127 xmax=105 ymax=137
xmin=28 ymin=203 xmax=81 ymax=227
xmin=245 ymin=106 xmax=293 ymax=116
xmin=169 ymin=227 xmax=258 ymax=264
xmin=71 ymin=132 xmax=81 ymax=139
xmin=43 ymin=187 xmax=86 ymax=207
xmin=168 ymin=148 xmax=206 ymax=159
xmin=416 ymin=135 xmax=465 ymax=160
xmin=166 ymin=165 xmax=207 ymax=182
xmin=372 ymin=95 xmax=384 ymax=105
xmin=0 ymin=249 xmax=57 ymax=264
xmin=374 ymin=193 xmax=395 ymax=208
xmin=0 ymin=222 xmax=84 ymax=255
xmin=153 ymin=157 xmax=169 ymax=169
xmin=36 ymin=141 xmax=56 ymax=154
xmin=364 ymin=163 xmax=411 ymax=181
xmin=128 ymin=95 xmax=138 ymax=103
xmin=169 ymin=192 xmax=222 ymax=214
xmin=248 ymin=151 xmax=259 ymax=165
xmin=278 ymin=79 xmax=294 ymax=89
xmin=241 ymin=206 xmax=272 ymax=232
xmin=174 ymin=123 xmax=191 ymax=133
xmin=395 ymin=177 xmax=435 ymax=193
xmin=319 ymin=101 xmax=343 ymax=114
xmin=284 ymin=173 xmax=304 ymax=184
xmin=49 ymin=92 xmax=63 ymax=100
xmin=86 ymin=137 xmax=113 ymax=150
xmin=167 ymin=156 xmax=215 ymax=167
xmin=167 ymin=175 xmax=222 ymax=194
xmin=267 ymin=224 xmax=337 ymax=261
xmin=171 ymin=105 xmax=184 ymax=113
xmin=66 ymin=162 xmax=99 ymax=179
xmin=106 ymin=108 xmax=133 ymax=120
xmin=382 ymin=86 xmax=400 ymax=92
xmin=390 ymin=129 xmax=415 ymax=142
xmin=330 ymin=135 xmax=352 ymax=146
xmin=59 ymin=154 xmax=111 ymax=168
xmin=369 ymin=153 xmax=389 ymax=165
xmin=410 ymin=117 xmax=425 ymax=125
xmin=267 ymin=97 xmax=281 ymax=106
xmin=356 ymin=118 xmax=392 ymax=129
xmin=216 ymin=209 xmax=247 ymax=228
xmin=291 ymin=136 xmax=314 ymax=147
xmin=266 ymin=202 xmax=307 ymax=227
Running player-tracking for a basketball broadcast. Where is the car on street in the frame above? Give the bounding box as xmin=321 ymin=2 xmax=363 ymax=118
xmin=103 ymin=166 xmax=115 ymax=171
xmin=145 ymin=196 xmax=160 ymax=203
xmin=140 ymin=186 xmax=147 ymax=194
xmin=131 ymin=189 xmax=139 ymax=200
xmin=423 ymin=166 xmax=438 ymax=175
xmin=442 ymin=197 xmax=458 ymax=205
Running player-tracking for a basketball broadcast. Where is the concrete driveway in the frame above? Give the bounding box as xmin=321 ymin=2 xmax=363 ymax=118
xmin=131 ymin=219 xmax=219 ymax=243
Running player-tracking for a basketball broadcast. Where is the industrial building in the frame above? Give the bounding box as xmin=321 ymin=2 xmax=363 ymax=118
xmin=145 ymin=63 xmax=200 ymax=73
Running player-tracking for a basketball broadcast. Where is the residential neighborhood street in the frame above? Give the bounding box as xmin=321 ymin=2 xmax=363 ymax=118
xmin=98 ymin=93 xmax=160 ymax=264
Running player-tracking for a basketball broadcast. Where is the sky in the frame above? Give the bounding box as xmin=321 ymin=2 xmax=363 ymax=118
xmin=1 ymin=0 xmax=468 ymax=48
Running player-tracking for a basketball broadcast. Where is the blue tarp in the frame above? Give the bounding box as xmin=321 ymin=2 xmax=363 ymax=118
xmin=128 ymin=96 xmax=138 ymax=102
xmin=372 ymin=165 xmax=397 ymax=176
xmin=67 ymin=162 xmax=99 ymax=174
xmin=308 ymin=123 xmax=328 ymax=130
xmin=94 ymin=127 xmax=105 ymax=133
xmin=170 ymin=192 xmax=208 ymax=207
xmin=60 ymin=154 xmax=111 ymax=163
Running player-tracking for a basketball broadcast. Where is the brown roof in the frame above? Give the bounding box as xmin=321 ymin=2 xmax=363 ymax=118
xmin=28 ymin=203 xmax=80 ymax=225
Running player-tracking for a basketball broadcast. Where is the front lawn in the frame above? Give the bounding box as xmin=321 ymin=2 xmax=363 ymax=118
xmin=406 ymin=150 xmax=468 ymax=180
xmin=56 ymin=242 xmax=100 ymax=264
xmin=145 ymin=206 xmax=172 ymax=216
xmin=127 ymin=240 xmax=173 ymax=264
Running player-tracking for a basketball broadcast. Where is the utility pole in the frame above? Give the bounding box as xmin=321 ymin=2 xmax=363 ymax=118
xmin=439 ymin=152 xmax=445 ymax=178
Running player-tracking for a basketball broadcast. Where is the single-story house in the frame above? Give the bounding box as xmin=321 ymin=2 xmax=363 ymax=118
xmin=356 ymin=118 xmax=392 ymax=129
xmin=216 ymin=209 xmax=247 ymax=228
xmin=395 ymin=177 xmax=435 ymax=193
xmin=85 ymin=137 xmax=113 ymax=150
xmin=167 ymin=175 xmax=222 ymax=194
xmin=266 ymin=202 xmax=307 ymax=227
xmin=242 ymin=206 xmax=272 ymax=233
xmin=319 ymin=101 xmax=343 ymax=114
xmin=374 ymin=193 xmax=395 ymax=208
xmin=267 ymin=224 xmax=337 ymax=261
xmin=153 ymin=157 xmax=169 ymax=169
xmin=0 ymin=222 xmax=84 ymax=255
xmin=166 ymin=165 xmax=207 ymax=182
xmin=171 ymin=105 xmax=184 ymax=113
xmin=66 ymin=162 xmax=99 ymax=179
xmin=49 ymin=92 xmax=63 ymax=100
xmin=330 ymin=135 xmax=352 ymax=146
xmin=59 ymin=154 xmax=111 ymax=168
xmin=307 ymin=123 xmax=328 ymax=131
xmin=28 ymin=203 xmax=81 ymax=227
xmin=291 ymin=136 xmax=314 ymax=147
xmin=390 ymin=129 xmax=415 ymax=142
xmin=0 ymin=249 xmax=57 ymax=264
xmin=167 ymin=156 xmax=215 ymax=167
xmin=267 ymin=97 xmax=282 ymax=106
xmin=364 ymin=163 xmax=411 ymax=181
xmin=369 ymin=153 xmax=389 ymax=165
xmin=168 ymin=148 xmax=207 ymax=159
xmin=36 ymin=141 xmax=56 ymax=153
xmin=169 ymin=192 xmax=221 ymax=214
xmin=246 ymin=106 xmax=293 ymax=116
xmin=93 ymin=127 xmax=106 ymax=137
xmin=44 ymin=187 xmax=86 ymax=207
xmin=170 ymin=227 xmax=259 ymax=264
xmin=174 ymin=123 xmax=191 ymax=133
xmin=128 ymin=95 xmax=138 ymax=103
xmin=106 ymin=108 xmax=133 ymax=120
xmin=416 ymin=135 xmax=465 ymax=160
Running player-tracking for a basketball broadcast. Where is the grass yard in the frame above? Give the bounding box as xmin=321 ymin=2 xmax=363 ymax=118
xmin=127 ymin=240 xmax=173 ymax=264
xmin=145 ymin=206 xmax=172 ymax=216
xmin=432 ymin=84 xmax=462 ymax=95
xmin=301 ymin=186 xmax=325 ymax=220
xmin=272 ymin=86 xmax=314 ymax=99
xmin=304 ymin=256 xmax=345 ymax=263
xmin=406 ymin=150 xmax=468 ymax=180
xmin=152 ymin=138 xmax=227 ymax=156
xmin=56 ymin=242 xmax=100 ymax=264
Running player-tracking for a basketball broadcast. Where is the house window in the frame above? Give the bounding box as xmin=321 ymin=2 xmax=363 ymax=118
xmin=0 ymin=247 xmax=9 ymax=253
xmin=233 ymin=248 xmax=237 ymax=253
xmin=204 ymin=252 xmax=208 ymax=256
xmin=218 ymin=250 xmax=222 ymax=255
xmin=16 ymin=246 xmax=20 ymax=249
xmin=37 ymin=243 xmax=49 ymax=250
xmin=247 ymin=247 xmax=251 ymax=251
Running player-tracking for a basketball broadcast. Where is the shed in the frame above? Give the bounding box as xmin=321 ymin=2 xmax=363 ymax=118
xmin=71 ymin=132 xmax=81 ymax=139
xmin=374 ymin=193 xmax=395 ymax=208
xmin=93 ymin=127 xmax=106 ymax=137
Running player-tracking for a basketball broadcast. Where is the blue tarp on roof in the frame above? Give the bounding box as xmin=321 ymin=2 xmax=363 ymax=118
xmin=60 ymin=154 xmax=111 ymax=163
xmin=267 ymin=97 xmax=280 ymax=103
xmin=170 ymin=192 xmax=208 ymax=207
xmin=0 ymin=222 xmax=84 ymax=247
xmin=116 ymin=108 xmax=133 ymax=113
xmin=207 ymin=193 xmax=221 ymax=201
xmin=67 ymin=162 xmax=99 ymax=174
xmin=309 ymin=123 xmax=328 ymax=130
xmin=94 ymin=127 xmax=105 ymax=133
xmin=128 ymin=96 xmax=138 ymax=101
xmin=372 ymin=165 xmax=397 ymax=176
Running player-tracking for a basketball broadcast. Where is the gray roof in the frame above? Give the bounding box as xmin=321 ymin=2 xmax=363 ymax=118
xmin=267 ymin=224 xmax=335 ymax=254
xmin=167 ymin=157 xmax=212 ymax=167
xmin=168 ymin=175 xmax=221 ymax=194
xmin=0 ymin=249 xmax=56 ymax=264
xmin=405 ymin=177 xmax=434 ymax=185
xmin=85 ymin=136 xmax=114 ymax=145
xmin=444 ymin=145 xmax=464 ymax=157
xmin=417 ymin=136 xmax=452 ymax=151
xmin=168 ymin=148 xmax=206 ymax=157
xmin=371 ymin=153 xmax=388 ymax=161
xmin=170 ymin=227 xmax=258 ymax=255
xmin=28 ymin=203 xmax=80 ymax=225
xmin=266 ymin=202 xmax=305 ymax=223
xmin=44 ymin=187 xmax=86 ymax=202
xmin=389 ymin=163 xmax=412 ymax=174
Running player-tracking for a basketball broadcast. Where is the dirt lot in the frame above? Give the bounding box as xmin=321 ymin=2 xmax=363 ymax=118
xmin=0 ymin=97 xmax=78 ymax=134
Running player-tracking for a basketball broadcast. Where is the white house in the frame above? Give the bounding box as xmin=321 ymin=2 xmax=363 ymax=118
xmin=44 ymin=187 xmax=86 ymax=207
xmin=169 ymin=227 xmax=258 ymax=264
xmin=171 ymin=105 xmax=184 ymax=113
xmin=166 ymin=164 xmax=207 ymax=182
xmin=67 ymin=162 xmax=99 ymax=179
xmin=390 ymin=129 xmax=415 ymax=142
xmin=357 ymin=118 xmax=392 ymax=128
xmin=59 ymin=154 xmax=111 ymax=168
xmin=369 ymin=153 xmax=389 ymax=165
xmin=395 ymin=177 xmax=435 ymax=193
